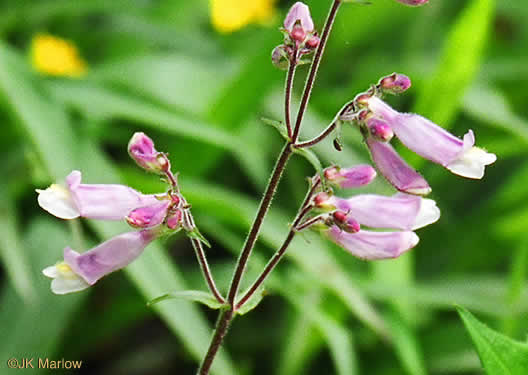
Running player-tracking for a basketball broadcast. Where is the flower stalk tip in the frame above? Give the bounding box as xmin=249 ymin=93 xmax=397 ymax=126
xmin=128 ymin=132 xmax=170 ymax=174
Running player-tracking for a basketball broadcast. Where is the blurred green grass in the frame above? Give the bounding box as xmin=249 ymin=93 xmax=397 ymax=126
xmin=0 ymin=0 xmax=527 ymax=374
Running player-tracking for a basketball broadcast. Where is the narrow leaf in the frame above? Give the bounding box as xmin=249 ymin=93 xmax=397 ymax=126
xmin=148 ymin=290 xmax=224 ymax=310
xmin=457 ymin=306 xmax=528 ymax=374
xmin=236 ymin=288 xmax=266 ymax=315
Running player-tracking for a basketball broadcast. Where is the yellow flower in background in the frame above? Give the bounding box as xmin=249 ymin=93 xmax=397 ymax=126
xmin=31 ymin=34 xmax=87 ymax=77
xmin=210 ymin=0 xmax=276 ymax=33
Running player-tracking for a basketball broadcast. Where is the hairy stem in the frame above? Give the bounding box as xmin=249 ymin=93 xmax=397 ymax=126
xmin=197 ymin=1 xmax=342 ymax=373
xmin=190 ymin=238 xmax=225 ymax=304
xmin=197 ymin=309 xmax=233 ymax=375
xmin=292 ymin=0 xmax=342 ymax=142
xmin=284 ymin=53 xmax=298 ymax=139
xmin=227 ymin=142 xmax=293 ymax=305
xmin=236 ymin=178 xmax=321 ymax=309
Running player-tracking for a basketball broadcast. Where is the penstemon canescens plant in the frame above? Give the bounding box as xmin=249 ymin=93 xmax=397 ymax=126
xmin=36 ymin=1 xmax=496 ymax=374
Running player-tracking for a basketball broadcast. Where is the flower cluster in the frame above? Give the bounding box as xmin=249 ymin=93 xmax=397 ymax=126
xmin=306 ymin=165 xmax=440 ymax=259
xmin=336 ymin=73 xmax=496 ymax=196
xmin=38 ymin=133 xmax=186 ymax=294
xmin=272 ymin=2 xmax=320 ymax=70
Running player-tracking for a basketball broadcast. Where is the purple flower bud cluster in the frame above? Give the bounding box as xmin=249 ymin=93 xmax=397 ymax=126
xmin=38 ymin=133 xmax=187 ymax=294
xmin=272 ymin=2 xmax=320 ymax=69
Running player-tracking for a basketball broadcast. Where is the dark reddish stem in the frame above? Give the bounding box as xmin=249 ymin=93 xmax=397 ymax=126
xmin=236 ymin=178 xmax=321 ymax=310
xmin=196 ymin=2 xmax=342 ymax=373
xmin=284 ymin=51 xmax=298 ymax=139
xmin=291 ymin=0 xmax=342 ymax=143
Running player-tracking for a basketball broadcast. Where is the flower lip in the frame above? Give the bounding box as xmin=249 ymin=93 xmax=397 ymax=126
xmin=326 ymin=226 xmax=419 ymax=260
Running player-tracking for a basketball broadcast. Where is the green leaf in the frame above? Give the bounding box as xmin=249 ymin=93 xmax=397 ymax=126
xmin=261 ymin=117 xmax=289 ymax=140
xmin=187 ymin=228 xmax=212 ymax=248
xmin=292 ymin=147 xmax=323 ymax=175
xmin=236 ymin=288 xmax=266 ymax=315
xmin=414 ymin=0 xmax=495 ymax=127
xmin=457 ymin=306 xmax=528 ymax=374
xmin=0 ymin=184 xmax=36 ymax=302
xmin=148 ymin=290 xmax=224 ymax=310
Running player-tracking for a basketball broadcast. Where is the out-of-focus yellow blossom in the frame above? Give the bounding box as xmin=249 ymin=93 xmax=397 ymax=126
xmin=210 ymin=0 xmax=276 ymax=33
xmin=31 ymin=34 xmax=87 ymax=77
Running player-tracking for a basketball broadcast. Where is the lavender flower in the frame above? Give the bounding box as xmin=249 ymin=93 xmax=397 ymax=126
xmin=366 ymin=138 xmax=432 ymax=195
xmin=315 ymin=166 xmax=439 ymax=260
xmin=128 ymin=132 xmax=170 ymax=174
xmin=367 ymin=97 xmax=496 ymax=179
xmin=43 ymin=230 xmax=157 ymax=294
xmin=37 ymin=170 xmax=162 ymax=220
xmin=323 ymin=165 xmax=377 ymax=189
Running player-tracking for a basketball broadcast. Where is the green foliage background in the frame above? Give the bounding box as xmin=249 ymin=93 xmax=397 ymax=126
xmin=0 ymin=0 xmax=527 ymax=374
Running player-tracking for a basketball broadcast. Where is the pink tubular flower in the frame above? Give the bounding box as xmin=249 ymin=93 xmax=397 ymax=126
xmin=128 ymin=132 xmax=170 ymax=174
xmin=36 ymin=170 xmax=163 ymax=220
xmin=326 ymin=227 xmax=419 ymax=260
xmin=284 ymin=2 xmax=314 ymax=33
xmin=367 ymin=97 xmax=496 ymax=179
xmin=329 ymin=192 xmax=440 ymax=231
xmin=43 ymin=230 xmax=157 ymax=294
xmin=324 ymin=165 xmax=377 ymax=189
xmin=366 ymin=138 xmax=432 ymax=195
xmin=393 ymin=0 xmax=429 ymax=6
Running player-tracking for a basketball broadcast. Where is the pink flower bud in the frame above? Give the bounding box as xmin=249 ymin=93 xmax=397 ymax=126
xmin=379 ymin=73 xmax=411 ymax=94
xmin=128 ymin=132 xmax=170 ymax=174
xmin=284 ymin=2 xmax=315 ymax=33
xmin=166 ymin=209 xmax=183 ymax=230
xmin=314 ymin=192 xmax=333 ymax=208
xmin=126 ymin=200 xmax=170 ymax=228
xmin=324 ymin=165 xmax=377 ymax=189
xmin=291 ymin=25 xmax=306 ymax=42
xmin=332 ymin=211 xmax=360 ymax=233
xmin=393 ymin=0 xmax=429 ymax=6
xmin=367 ymin=118 xmax=394 ymax=142
xmin=306 ymin=35 xmax=320 ymax=49
xmin=354 ymin=92 xmax=372 ymax=107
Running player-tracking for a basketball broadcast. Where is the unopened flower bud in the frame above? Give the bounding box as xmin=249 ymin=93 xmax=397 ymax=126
xmin=393 ymin=0 xmax=429 ymax=6
xmin=128 ymin=132 xmax=170 ymax=174
xmin=354 ymin=92 xmax=373 ymax=107
xmin=379 ymin=73 xmax=411 ymax=94
xmin=166 ymin=209 xmax=183 ymax=230
xmin=271 ymin=45 xmax=290 ymax=70
xmin=324 ymin=165 xmax=377 ymax=189
xmin=306 ymin=35 xmax=320 ymax=49
xmin=291 ymin=25 xmax=306 ymax=42
xmin=126 ymin=201 xmax=170 ymax=229
xmin=367 ymin=118 xmax=394 ymax=142
xmin=332 ymin=211 xmax=360 ymax=233
xmin=314 ymin=192 xmax=334 ymax=209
